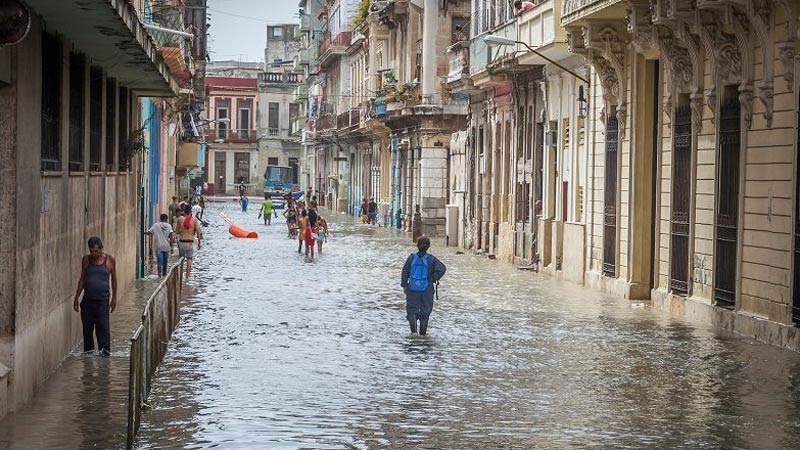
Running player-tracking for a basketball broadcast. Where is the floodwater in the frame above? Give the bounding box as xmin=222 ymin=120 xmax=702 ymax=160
xmin=3 ymin=200 xmax=799 ymax=450
xmin=130 ymin=202 xmax=800 ymax=450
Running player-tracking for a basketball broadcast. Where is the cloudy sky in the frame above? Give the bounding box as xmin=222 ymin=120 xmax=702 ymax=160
xmin=207 ymin=0 xmax=298 ymax=62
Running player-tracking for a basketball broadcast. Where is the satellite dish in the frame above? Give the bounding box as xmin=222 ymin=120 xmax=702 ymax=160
xmin=0 ymin=1 xmax=31 ymax=46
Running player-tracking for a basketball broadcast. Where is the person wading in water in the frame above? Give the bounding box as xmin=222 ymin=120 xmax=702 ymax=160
xmin=176 ymin=209 xmax=202 ymax=279
xmin=401 ymin=236 xmax=446 ymax=336
xmin=73 ymin=237 xmax=118 ymax=356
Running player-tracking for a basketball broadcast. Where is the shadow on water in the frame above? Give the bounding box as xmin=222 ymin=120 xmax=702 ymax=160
xmin=125 ymin=202 xmax=800 ymax=450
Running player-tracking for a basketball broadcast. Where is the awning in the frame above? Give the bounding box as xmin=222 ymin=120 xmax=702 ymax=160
xmin=24 ymin=0 xmax=177 ymax=96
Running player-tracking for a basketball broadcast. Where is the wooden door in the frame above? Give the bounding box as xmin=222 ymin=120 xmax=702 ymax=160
xmin=214 ymin=152 xmax=226 ymax=195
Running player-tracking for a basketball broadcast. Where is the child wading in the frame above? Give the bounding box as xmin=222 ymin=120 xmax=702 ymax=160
xmin=401 ymin=236 xmax=446 ymax=336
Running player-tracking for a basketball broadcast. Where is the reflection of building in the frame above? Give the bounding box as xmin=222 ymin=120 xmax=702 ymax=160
xmin=204 ymin=76 xmax=259 ymax=195
xmin=257 ymin=72 xmax=303 ymax=189
xmin=0 ymin=0 xmax=182 ymax=420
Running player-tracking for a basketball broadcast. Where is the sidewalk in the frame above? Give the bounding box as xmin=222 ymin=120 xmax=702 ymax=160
xmin=0 ymin=278 xmax=165 ymax=450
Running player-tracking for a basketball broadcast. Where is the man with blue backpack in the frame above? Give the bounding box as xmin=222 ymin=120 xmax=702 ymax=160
xmin=401 ymin=235 xmax=446 ymax=336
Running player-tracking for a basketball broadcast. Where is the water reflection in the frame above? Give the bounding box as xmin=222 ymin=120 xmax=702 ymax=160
xmin=129 ymin=202 xmax=800 ymax=450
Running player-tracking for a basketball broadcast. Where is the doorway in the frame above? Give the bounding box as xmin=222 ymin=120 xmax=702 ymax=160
xmin=214 ymin=152 xmax=227 ymax=195
xmin=714 ymin=87 xmax=742 ymax=309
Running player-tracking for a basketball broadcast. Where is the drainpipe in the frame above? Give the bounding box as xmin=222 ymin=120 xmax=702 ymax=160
xmin=421 ymin=0 xmax=438 ymax=103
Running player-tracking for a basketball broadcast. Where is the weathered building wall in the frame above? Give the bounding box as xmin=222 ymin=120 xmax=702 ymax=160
xmin=5 ymin=17 xmax=140 ymax=415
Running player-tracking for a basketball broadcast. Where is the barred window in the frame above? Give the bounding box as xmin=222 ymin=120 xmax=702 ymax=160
xmin=68 ymin=52 xmax=86 ymax=172
xmin=41 ymin=31 xmax=62 ymax=171
xmin=118 ymin=86 xmax=129 ymax=172
xmin=89 ymin=66 xmax=103 ymax=172
xmin=105 ymin=78 xmax=117 ymax=171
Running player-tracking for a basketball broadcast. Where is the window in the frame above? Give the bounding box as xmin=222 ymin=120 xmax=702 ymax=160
xmin=268 ymin=157 xmax=279 ymax=166
xmin=238 ymin=98 xmax=252 ymax=138
xmin=118 ymin=86 xmax=129 ymax=172
xmin=272 ymin=27 xmax=282 ymax=38
xmin=289 ymin=103 xmax=299 ymax=122
xmin=452 ymin=17 xmax=469 ymax=43
xmin=216 ymin=99 xmax=229 ymax=139
xmin=41 ymin=31 xmax=62 ymax=171
xmin=68 ymin=52 xmax=86 ymax=172
xmin=89 ymin=66 xmax=103 ymax=172
xmin=268 ymin=102 xmax=280 ymax=134
xmin=105 ymin=78 xmax=116 ymax=171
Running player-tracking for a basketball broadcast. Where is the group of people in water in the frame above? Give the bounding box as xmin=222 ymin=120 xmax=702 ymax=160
xmin=280 ymin=194 xmax=328 ymax=262
xmin=72 ymin=188 xmax=447 ymax=356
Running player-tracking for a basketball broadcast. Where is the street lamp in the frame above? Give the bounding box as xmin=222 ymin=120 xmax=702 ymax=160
xmin=484 ymin=34 xmax=590 ymax=115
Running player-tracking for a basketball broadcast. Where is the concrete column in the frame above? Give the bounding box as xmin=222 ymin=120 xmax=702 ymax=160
xmin=421 ymin=0 xmax=438 ymax=102
xmin=419 ymin=144 xmax=448 ymax=236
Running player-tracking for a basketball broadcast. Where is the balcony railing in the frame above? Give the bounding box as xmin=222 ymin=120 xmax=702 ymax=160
xmin=470 ymin=20 xmax=517 ymax=76
xmin=336 ymin=109 xmax=361 ymax=129
xmin=561 ymin=0 xmax=622 ymax=25
xmin=292 ymin=84 xmax=309 ymax=102
xmin=206 ymin=129 xmax=257 ymax=143
xmin=319 ymin=32 xmax=352 ymax=56
xmin=258 ymin=72 xmax=301 ymax=85
xmin=291 ymin=116 xmax=306 ymax=136
xmin=316 ymin=113 xmax=336 ymax=131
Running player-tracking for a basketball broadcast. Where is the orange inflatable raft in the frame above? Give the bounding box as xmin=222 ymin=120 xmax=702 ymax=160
xmin=228 ymin=223 xmax=258 ymax=239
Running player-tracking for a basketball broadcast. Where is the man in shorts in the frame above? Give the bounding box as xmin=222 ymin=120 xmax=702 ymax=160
xmin=175 ymin=209 xmax=202 ymax=279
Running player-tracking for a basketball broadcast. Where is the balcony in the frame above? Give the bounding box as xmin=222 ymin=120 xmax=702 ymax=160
xmin=292 ymin=50 xmax=310 ymax=72
xmin=177 ymin=142 xmax=205 ymax=167
xmin=291 ymin=116 xmax=306 ymax=136
xmin=336 ymin=109 xmax=361 ymax=129
xmin=517 ymin=0 xmax=570 ymax=65
xmin=300 ymin=14 xmax=311 ymax=31
xmin=292 ymin=84 xmax=309 ymax=102
xmin=318 ymin=32 xmax=352 ymax=68
xmin=206 ymin=129 xmax=258 ymax=144
xmin=561 ymin=0 xmax=625 ymax=26
xmin=24 ymin=0 xmax=177 ymax=95
xmin=258 ymin=72 xmax=301 ymax=86
xmin=446 ymin=43 xmax=470 ymax=84
xmin=470 ymin=20 xmax=518 ymax=80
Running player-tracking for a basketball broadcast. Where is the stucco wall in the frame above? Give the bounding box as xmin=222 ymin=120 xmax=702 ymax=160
xmin=8 ymin=19 xmax=138 ymax=413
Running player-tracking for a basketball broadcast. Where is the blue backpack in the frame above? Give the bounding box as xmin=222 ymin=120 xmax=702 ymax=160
xmin=408 ymin=253 xmax=431 ymax=292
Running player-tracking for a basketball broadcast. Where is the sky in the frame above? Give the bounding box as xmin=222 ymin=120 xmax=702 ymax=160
xmin=207 ymin=0 xmax=298 ymax=62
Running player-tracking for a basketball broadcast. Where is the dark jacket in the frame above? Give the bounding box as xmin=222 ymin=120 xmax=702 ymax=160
xmin=401 ymin=251 xmax=446 ymax=316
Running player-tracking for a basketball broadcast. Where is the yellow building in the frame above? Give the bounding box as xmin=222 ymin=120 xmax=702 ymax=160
xmin=562 ymin=0 xmax=800 ymax=349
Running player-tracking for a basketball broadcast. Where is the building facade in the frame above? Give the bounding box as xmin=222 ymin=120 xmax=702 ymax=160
xmin=258 ymin=71 xmax=304 ymax=188
xmin=447 ymin=0 xmax=800 ymax=349
xmin=265 ymin=24 xmax=302 ymax=68
xmin=303 ymin=0 xmax=470 ymax=232
xmin=204 ymin=76 xmax=259 ymax=195
xmin=0 ymin=0 xmax=190 ymax=420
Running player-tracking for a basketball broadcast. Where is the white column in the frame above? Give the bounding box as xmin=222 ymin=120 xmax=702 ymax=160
xmin=421 ymin=0 xmax=438 ymax=102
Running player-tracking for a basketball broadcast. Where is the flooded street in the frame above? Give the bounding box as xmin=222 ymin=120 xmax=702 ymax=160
xmin=134 ymin=202 xmax=800 ymax=450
